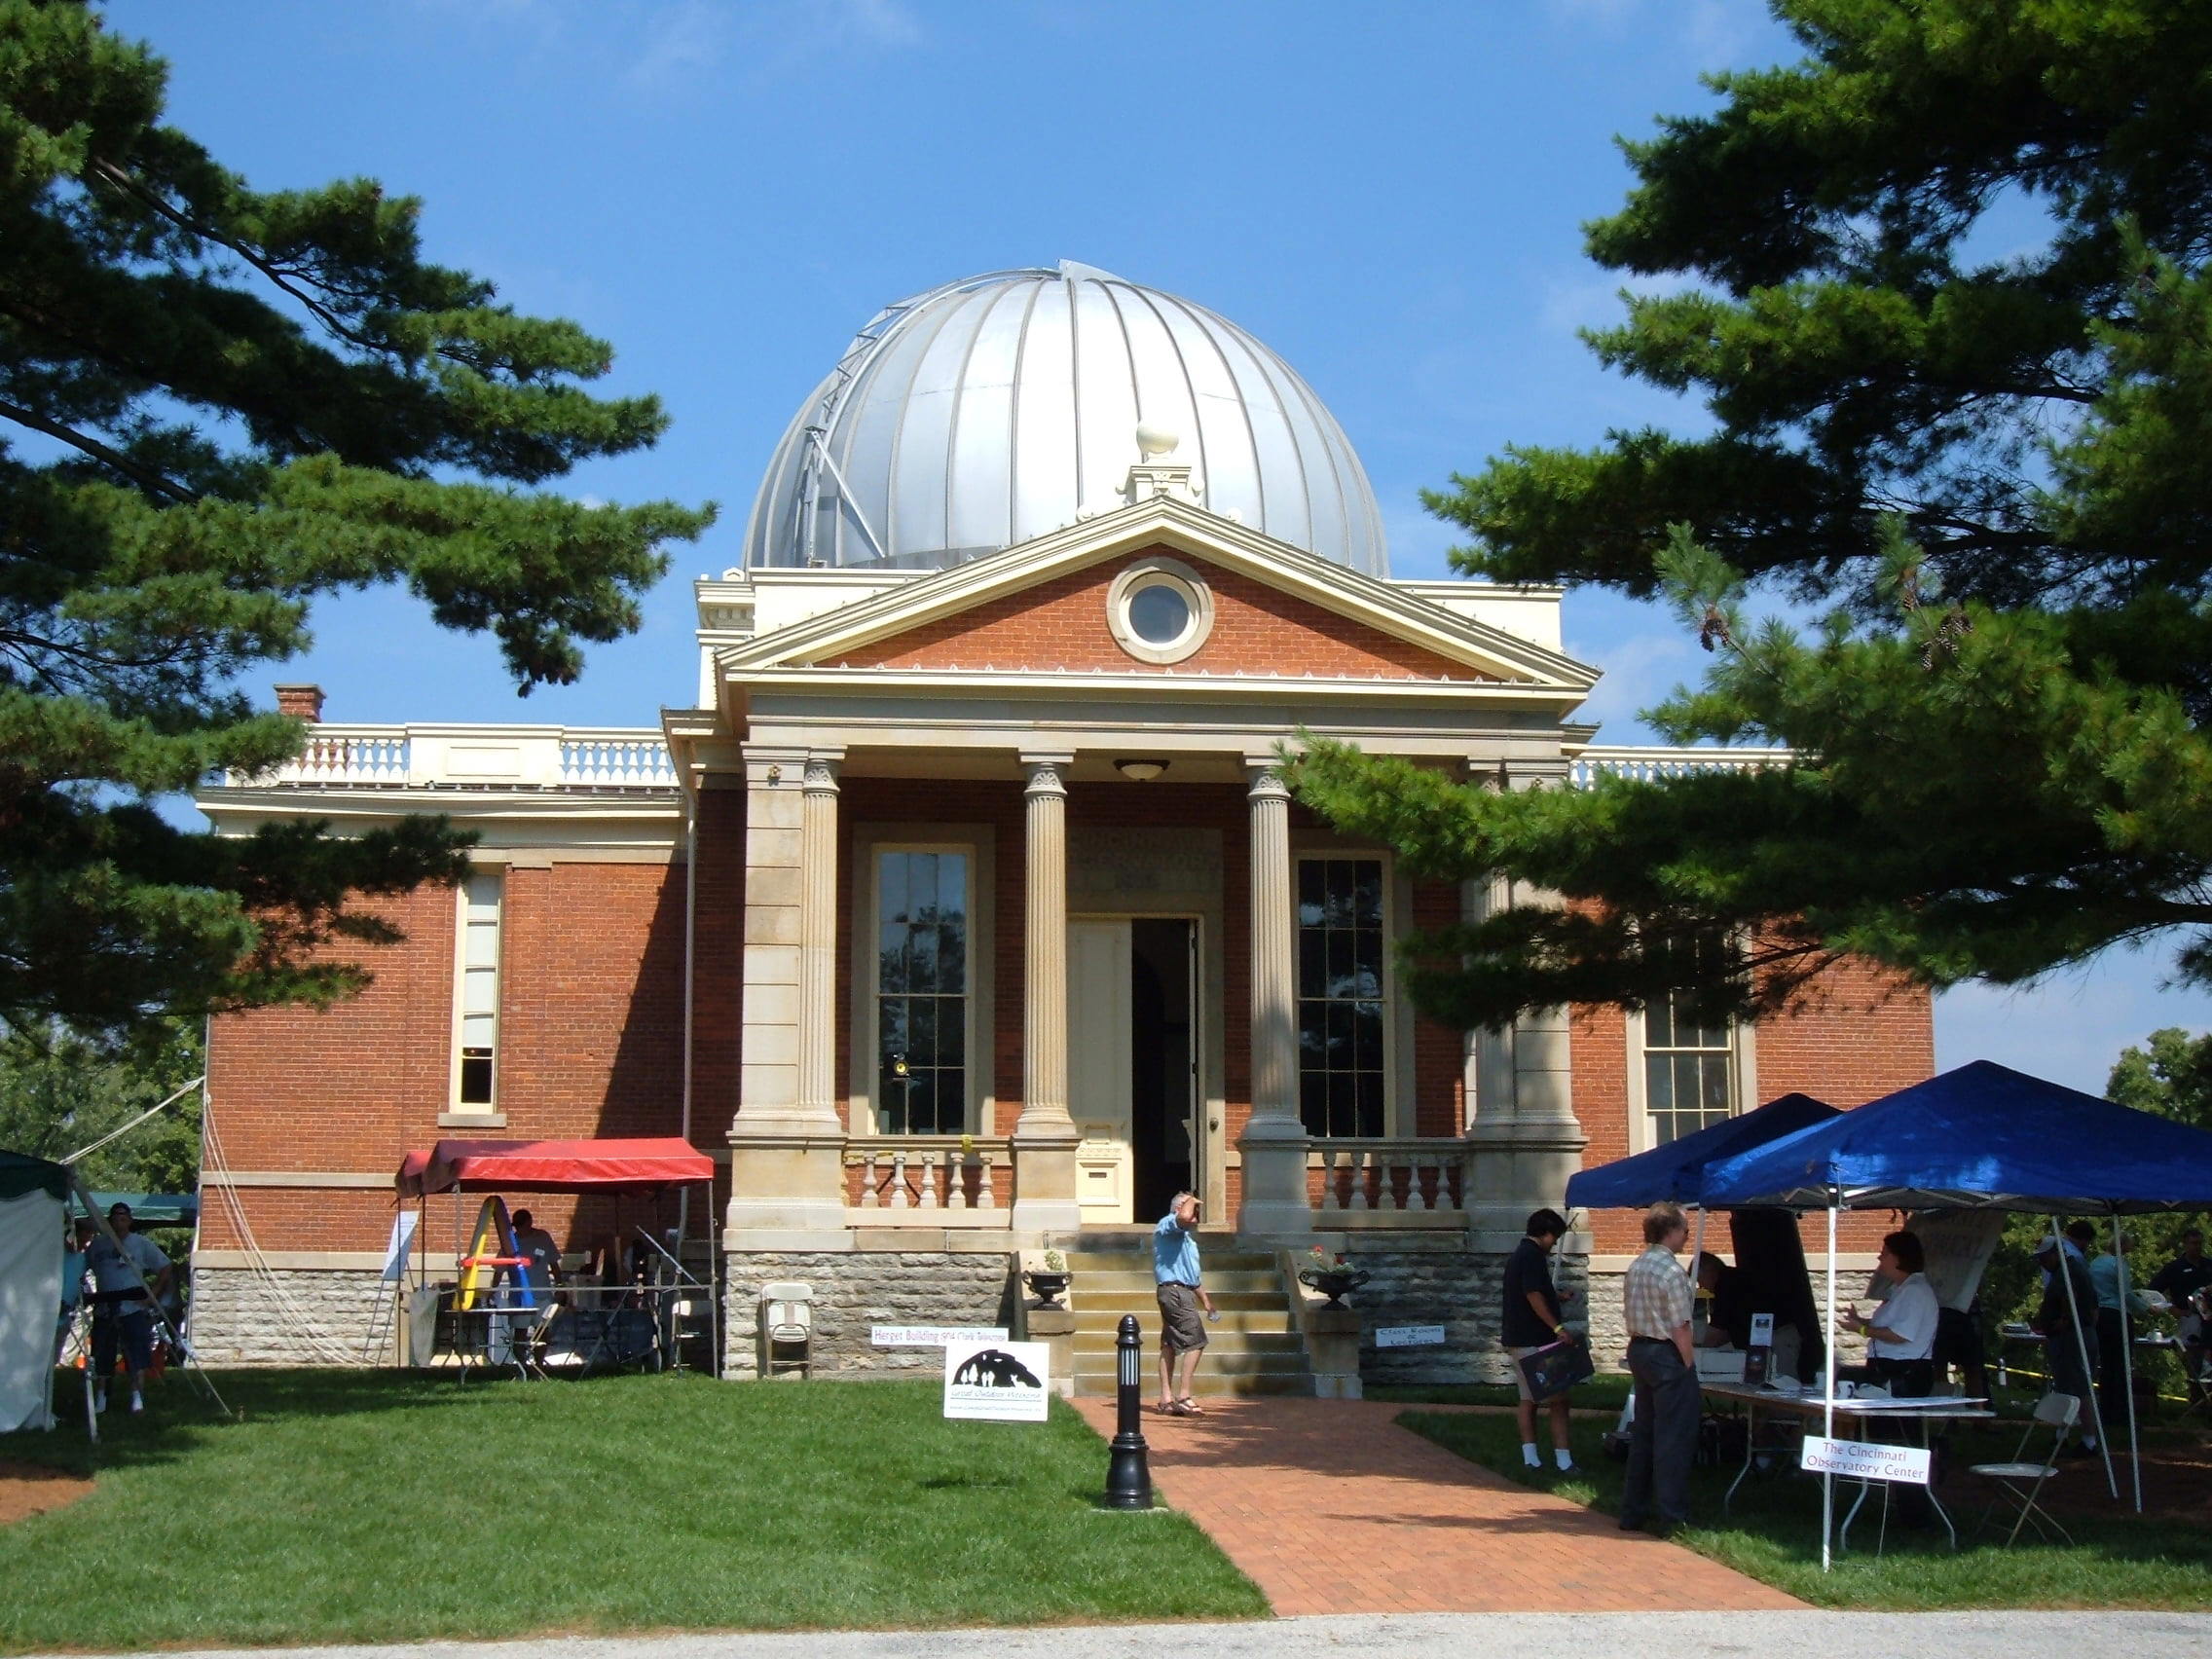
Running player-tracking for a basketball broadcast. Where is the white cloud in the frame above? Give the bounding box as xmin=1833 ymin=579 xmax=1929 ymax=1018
xmin=1936 ymin=956 xmax=2212 ymax=1097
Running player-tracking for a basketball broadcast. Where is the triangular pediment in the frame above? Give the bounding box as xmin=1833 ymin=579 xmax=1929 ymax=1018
xmin=719 ymin=497 xmax=1599 ymax=690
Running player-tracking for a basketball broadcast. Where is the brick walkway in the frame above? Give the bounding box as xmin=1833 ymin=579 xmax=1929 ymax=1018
xmin=1071 ymin=1396 xmax=1802 ymax=1615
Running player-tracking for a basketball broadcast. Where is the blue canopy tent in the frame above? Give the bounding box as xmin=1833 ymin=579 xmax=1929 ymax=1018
xmin=1700 ymin=1060 xmax=2212 ymax=1543
xmin=1566 ymin=1091 xmax=1839 ymax=1210
xmin=1565 ymin=1094 xmax=1841 ymax=1462
xmin=1698 ymin=1061 xmax=2212 ymax=1214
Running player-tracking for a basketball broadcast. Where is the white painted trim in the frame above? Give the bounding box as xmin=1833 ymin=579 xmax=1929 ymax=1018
xmin=1291 ymin=846 xmax=1405 ymax=1140
xmin=849 ymin=827 xmax=997 ymax=1136
xmin=201 ymin=1172 xmax=393 ymax=1189
xmin=1624 ymin=989 xmax=1759 ymax=1157
xmin=1106 ymin=555 xmax=1215 ymax=665
xmin=719 ymin=495 xmax=1599 ymax=689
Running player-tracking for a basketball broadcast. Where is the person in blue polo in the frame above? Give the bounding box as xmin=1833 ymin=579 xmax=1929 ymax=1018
xmin=1153 ymin=1191 xmax=1216 ymax=1416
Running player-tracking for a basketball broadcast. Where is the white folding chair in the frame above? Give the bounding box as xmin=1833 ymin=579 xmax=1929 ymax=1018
xmin=1969 ymin=1390 xmax=2079 ymax=1545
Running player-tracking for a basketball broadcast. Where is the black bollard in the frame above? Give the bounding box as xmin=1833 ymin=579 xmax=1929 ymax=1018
xmin=1103 ymin=1311 xmax=1154 ymax=1509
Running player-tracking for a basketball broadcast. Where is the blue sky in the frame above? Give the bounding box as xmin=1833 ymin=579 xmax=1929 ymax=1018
xmin=104 ymin=0 xmax=2211 ymax=1092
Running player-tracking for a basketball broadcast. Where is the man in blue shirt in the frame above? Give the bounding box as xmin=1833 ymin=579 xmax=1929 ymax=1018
xmin=1153 ymin=1191 xmax=1216 ymax=1416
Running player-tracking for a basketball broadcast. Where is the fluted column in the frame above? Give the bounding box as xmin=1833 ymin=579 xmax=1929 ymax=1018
xmin=1012 ymin=752 xmax=1082 ymax=1235
xmin=1237 ymin=758 xmax=1311 ymax=1237
xmin=725 ymin=743 xmax=848 ymax=1251
xmin=797 ymin=753 xmax=841 ymax=1120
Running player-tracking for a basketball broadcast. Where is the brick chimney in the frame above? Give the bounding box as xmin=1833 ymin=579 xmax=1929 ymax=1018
xmin=274 ymin=683 xmax=325 ymax=722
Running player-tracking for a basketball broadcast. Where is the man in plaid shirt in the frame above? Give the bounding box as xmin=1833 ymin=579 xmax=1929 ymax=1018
xmin=1619 ymin=1201 xmax=1698 ymax=1536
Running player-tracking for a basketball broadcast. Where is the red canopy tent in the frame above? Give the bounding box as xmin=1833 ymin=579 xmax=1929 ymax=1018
xmin=395 ymin=1138 xmax=714 ymax=1198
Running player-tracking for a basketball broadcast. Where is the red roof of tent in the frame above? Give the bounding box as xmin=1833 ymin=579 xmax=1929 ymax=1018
xmin=394 ymin=1138 xmax=713 ymax=1198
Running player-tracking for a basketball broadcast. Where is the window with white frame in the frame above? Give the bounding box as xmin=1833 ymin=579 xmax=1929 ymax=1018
xmin=874 ymin=848 xmax=970 ymax=1134
xmin=1296 ymin=856 xmax=1387 ymax=1138
xmin=1641 ymin=933 xmax=1740 ymax=1145
xmin=454 ymin=869 xmax=503 ymax=1109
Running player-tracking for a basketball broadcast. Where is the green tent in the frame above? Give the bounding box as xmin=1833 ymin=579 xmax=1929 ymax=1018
xmin=2 ymin=1148 xmax=69 ymax=1432
xmin=67 ymin=1191 xmax=197 ymax=1228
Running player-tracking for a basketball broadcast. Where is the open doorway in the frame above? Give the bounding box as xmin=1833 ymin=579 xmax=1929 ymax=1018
xmin=1130 ymin=918 xmax=1197 ymax=1221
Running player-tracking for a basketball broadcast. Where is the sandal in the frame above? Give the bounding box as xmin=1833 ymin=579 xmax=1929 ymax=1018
xmin=1174 ymin=1397 xmax=1206 ymax=1416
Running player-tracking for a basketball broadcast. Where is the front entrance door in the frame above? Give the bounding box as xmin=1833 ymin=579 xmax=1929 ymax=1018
xmin=1068 ymin=917 xmax=1199 ymax=1225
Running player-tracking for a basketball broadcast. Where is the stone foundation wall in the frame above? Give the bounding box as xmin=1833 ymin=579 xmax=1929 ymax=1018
xmin=189 ymin=1266 xmax=390 ymax=1364
xmin=1334 ymin=1244 xmax=1621 ymax=1387
xmin=723 ymin=1251 xmax=1020 ymax=1378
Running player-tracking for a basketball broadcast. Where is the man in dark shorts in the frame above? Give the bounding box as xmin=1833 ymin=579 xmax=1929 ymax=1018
xmin=1501 ymin=1206 xmax=1579 ymax=1472
xmin=1153 ymin=1191 xmax=1216 ymax=1416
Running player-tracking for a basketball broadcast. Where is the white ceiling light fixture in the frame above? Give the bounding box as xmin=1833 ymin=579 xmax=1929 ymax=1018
xmin=1115 ymin=758 xmax=1169 ymax=782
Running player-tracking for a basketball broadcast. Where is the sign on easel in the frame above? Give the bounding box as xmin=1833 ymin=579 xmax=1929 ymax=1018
xmin=1800 ymin=1435 xmax=1933 ymax=1485
xmin=942 ymin=1339 xmax=1051 ymax=1421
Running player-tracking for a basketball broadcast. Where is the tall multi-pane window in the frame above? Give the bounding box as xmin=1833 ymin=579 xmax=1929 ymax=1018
xmin=455 ymin=870 xmax=503 ymax=1109
xmin=876 ymin=849 xmax=968 ymax=1133
xmin=1296 ymin=857 xmax=1385 ymax=1138
xmin=1643 ymin=934 xmax=1738 ymax=1144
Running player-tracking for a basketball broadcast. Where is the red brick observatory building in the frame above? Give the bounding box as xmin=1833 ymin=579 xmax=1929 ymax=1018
xmin=193 ymin=265 xmax=1931 ymax=1381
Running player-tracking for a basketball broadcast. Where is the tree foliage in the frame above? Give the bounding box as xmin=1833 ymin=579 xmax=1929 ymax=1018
xmin=1292 ymin=0 xmax=2212 ymax=1026
xmin=0 ymin=3 xmax=712 ymax=1042
xmin=0 ymin=1016 xmax=202 ymax=1193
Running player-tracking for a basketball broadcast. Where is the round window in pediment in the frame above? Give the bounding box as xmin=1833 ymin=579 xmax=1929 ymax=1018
xmin=1107 ymin=556 xmax=1214 ymax=665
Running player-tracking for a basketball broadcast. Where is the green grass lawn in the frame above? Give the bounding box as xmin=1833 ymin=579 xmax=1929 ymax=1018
xmin=1401 ymin=1403 xmax=2212 ymax=1609
xmin=0 ymin=1371 xmax=1265 ymax=1651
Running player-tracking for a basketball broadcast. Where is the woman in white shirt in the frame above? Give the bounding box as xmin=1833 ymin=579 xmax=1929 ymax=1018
xmin=1841 ymin=1231 xmax=1940 ymax=1397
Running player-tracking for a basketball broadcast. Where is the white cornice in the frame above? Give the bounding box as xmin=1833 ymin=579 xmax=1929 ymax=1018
xmin=733 ymin=665 xmax=1590 ymax=708
xmin=717 ymin=497 xmax=1600 ymax=690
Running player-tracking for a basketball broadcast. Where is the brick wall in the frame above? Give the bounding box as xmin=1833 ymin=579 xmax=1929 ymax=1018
xmin=203 ymin=857 xmax=703 ymax=1263
xmin=827 ymin=546 xmax=1492 ymax=682
xmin=1572 ymin=956 xmax=1933 ymax=1256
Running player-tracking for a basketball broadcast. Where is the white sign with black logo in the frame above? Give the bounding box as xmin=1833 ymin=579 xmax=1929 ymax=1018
xmin=942 ymin=1339 xmax=1051 ymax=1421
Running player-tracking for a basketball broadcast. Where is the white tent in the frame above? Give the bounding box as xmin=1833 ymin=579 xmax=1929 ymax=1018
xmin=0 ymin=1150 xmax=69 ymax=1434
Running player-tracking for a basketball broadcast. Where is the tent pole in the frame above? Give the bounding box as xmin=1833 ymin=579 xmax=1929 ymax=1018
xmin=2115 ymin=1214 xmax=2141 ymax=1513
xmin=2052 ymin=1220 xmax=2116 ymax=1497
xmin=1822 ymin=1195 xmax=1837 ymax=1573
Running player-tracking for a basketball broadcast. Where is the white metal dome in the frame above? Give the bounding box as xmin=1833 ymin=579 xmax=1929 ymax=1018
xmin=743 ymin=262 xmax=1388 ymax=575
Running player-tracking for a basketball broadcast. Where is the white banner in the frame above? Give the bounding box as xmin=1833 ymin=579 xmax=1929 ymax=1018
xmin=943 ymin=1339 xmax=1051 ymax=1421
xmin=872 ymin=1324 xmax=1008 ymax=1348
xmin=1373 ymin=1324 xmax=1446 ymax=1348
xmin=1800 ymin=1435 xmax=1933 ymax=1486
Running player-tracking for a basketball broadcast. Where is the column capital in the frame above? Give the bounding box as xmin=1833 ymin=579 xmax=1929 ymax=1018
xmin=801 ymin=752 xmax=842 ymax=793
xmin=1021 ymin=752 xmax=1075 ymax=796
xmin=1244 ymin=757 xmax=1292 ymax=801
xmin=740 ymin=743 xmax=808 ymax=791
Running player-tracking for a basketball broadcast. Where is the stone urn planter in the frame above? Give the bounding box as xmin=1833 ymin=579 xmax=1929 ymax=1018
xmin=1297 ymin=1263 xmax=1371 ymax=1309
xmin=1023 ymin=1270 xmax=1072 ymax=1309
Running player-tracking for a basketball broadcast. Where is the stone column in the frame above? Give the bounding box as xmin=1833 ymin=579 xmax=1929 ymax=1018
xmin=1011 ymin=752 xmax=1082 ymax=1235
xmin=725 ymin=744 xmax=848 ymax=1248
xmin=1236 ymin=759 xmax=1311 ymax=1238
xmin=1460 ymin=832 xmax=1587 ymax=1253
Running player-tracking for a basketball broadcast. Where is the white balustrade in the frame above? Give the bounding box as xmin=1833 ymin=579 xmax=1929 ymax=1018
xmin=224 ymin=723 xmax=676 ymax=791
xmin=1569 ymin=746 xmax=1791 ymax=788
xmin=849 ymin=1137 xmax=1009 ymax=1221
xmin=559 ymin=731 xmax=677 ymax=789
xmin=1309 ymin=1139 xmax=1467 ymax=1226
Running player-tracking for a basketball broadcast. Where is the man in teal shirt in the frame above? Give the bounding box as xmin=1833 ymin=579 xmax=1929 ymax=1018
xmin=1153 ymin=1192 xmax=1216 ymax=1415
xmin=2088 ymin=1234 xmax=2154 ymax=1442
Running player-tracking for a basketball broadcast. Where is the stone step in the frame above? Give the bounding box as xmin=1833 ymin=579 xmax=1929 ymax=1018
xmin=1074 ymin=1347 xmax=1309 ymax=1380
xmin=1075 ymin=1331 xmax=1305 ymax=1357
xmin=1060 ymin=1251 xmax=1278 ymax=1272
xmin=1063 ymin=1269 xmax=1283 ymax=1294
xmin=1067 ymin=1309 xmax=1297 ymax=1336
xmin=1066 ymin=1282 xmax=1282 ymax=1309
xmin=1074 ymin=1371 xmax=1313 ymax=1399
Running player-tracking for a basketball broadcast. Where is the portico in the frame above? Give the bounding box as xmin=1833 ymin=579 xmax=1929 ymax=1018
xmin=680 ymin=488 xmax=1603 ymax=1253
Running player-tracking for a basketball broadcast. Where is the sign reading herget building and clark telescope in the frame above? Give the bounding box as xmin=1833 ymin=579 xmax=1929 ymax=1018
xmin=870 ymin=1326 xmax=1051 ymax=1420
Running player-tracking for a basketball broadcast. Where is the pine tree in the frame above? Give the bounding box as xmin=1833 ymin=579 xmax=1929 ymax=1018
xmin=0 ymin=4 xmax=712 ymax=1042
xmin=1292 ymin=1 xmax=2212 ymax=1027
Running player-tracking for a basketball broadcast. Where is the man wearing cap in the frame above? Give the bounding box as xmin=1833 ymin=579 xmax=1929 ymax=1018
xmin=86 ymin=1202 xmax=172 ymax=1415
